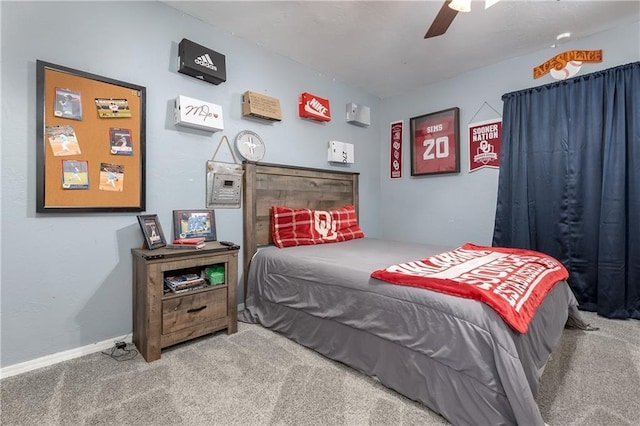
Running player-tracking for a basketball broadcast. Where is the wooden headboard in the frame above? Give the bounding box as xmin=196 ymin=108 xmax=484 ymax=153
xmin=242 ymin=162 xmax=360 ymax=300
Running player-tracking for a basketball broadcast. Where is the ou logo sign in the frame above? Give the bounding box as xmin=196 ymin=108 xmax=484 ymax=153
xmin=314 ymin=211 xmax=337 ymax=240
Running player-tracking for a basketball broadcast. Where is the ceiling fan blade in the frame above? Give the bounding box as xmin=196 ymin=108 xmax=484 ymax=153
xmin=424 ymin=0 xmax=458 ymax=39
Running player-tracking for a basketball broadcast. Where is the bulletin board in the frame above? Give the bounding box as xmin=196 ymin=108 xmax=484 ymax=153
xmin=36 ymin=60 xmax=146 ymax=213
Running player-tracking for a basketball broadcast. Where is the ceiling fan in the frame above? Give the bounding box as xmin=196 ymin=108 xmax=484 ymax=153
xmin=424 ymin=0 xmax=501 ymax=39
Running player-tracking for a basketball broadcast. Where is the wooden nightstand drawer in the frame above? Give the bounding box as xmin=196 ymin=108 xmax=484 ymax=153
xmin=133 ymin=245 xmax=238 ymax=362
xmin=162 ymin=287 xmax=227 ymax=335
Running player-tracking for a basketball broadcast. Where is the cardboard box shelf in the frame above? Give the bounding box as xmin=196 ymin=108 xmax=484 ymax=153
xmin=242 ymin=91 xmax=282 ymax=122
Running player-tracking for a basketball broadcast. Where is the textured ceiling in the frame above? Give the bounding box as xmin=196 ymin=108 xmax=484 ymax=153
xmin=164 ymin=0 xmax=640 ymax=98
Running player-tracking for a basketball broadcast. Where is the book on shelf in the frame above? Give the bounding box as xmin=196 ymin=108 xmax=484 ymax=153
xmin=172 ymin=237 xmax=206 ymax=245
xmin=165 ymin=278 xmax=204 ymax=289
xmin=165 ymin=273 xmax=201 ymax=283
xmin=165 ymin=282 xmax=208 ymax=294
xmin=167 ymin=282 xmax=206 ymax=292
xmin=165 ymin=242 xmax=206 ymax=250
xmin=164 ymin=273 xmax=206 ymax=291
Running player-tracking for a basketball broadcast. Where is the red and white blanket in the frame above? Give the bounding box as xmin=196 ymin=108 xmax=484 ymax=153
xmin=371 ymin=243 xmax=568 ymax=333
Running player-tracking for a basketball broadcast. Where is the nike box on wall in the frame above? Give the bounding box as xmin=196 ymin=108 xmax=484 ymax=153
xmin=178 ymin=38 xmax=226 ymax=85
xmin=298 ymin=92 xmax=331 ymax=122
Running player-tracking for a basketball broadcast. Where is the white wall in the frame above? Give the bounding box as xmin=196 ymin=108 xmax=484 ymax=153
xmin=378 ymin=21 xmax=640 ymax=247
xmin=0 ymin=1 xmax=381 ymax=368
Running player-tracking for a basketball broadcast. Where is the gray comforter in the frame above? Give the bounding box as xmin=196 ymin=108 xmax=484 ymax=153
xmin=240 ymin=238 xmax=581 ymax=425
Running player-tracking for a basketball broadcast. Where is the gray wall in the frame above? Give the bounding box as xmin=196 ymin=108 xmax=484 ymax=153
xmin=1 ymin=1 xmax=638 ymax=370
xmin=0 ymin=1 xmax=381 ymax=368
xmin=379 ymin=22 xmax=639 ymax=247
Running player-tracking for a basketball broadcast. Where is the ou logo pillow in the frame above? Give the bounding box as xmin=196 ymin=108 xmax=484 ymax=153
xmin=314 ymin=210 xmax=337 ymax=240
xmin=271 ymin=205 xmax=365 ymax=248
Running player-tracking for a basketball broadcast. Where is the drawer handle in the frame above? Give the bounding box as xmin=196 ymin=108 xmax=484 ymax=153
xmin=187 ymin=305 xmax=207 ymax=314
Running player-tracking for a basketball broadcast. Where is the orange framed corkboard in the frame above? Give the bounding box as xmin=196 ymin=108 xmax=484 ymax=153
xmin=36 ymin=60 xmax=146 ymax=212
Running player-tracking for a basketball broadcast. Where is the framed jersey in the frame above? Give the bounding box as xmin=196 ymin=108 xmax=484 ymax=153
xmin=410 ymin=107 xmax=460 ymax=176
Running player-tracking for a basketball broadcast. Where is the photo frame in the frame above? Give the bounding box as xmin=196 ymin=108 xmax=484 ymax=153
xmin=410 ymin=107 xmax=460 ymax=176
xmin=37 ymin=60 xmax=146 ymax=212
xmin=173 ymin=209 xmax=217 ymax=241
xmin=137 ymin=214 xmax=167 ymax=250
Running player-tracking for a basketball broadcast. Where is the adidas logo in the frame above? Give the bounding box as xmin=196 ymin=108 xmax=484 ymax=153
xmin=194 ymin=54 xmax=218 ymax=71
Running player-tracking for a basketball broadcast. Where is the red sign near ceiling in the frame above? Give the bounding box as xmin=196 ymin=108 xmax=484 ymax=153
xmin=298 ymin=92 xmax=331 ymax=122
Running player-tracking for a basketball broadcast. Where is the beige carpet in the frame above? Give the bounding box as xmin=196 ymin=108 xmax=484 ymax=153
xmin=1 ymin=311 xmax=638 ymax=425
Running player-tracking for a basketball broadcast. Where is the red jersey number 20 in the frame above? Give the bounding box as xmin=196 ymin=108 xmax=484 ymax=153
xmin=423 ymin=136 xmax=449 ymax=160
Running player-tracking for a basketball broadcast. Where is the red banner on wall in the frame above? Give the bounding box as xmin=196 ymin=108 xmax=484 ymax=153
xmin=468 ymin=119 xmax=501 ymax=172
xmin=390 ymin=120 xmax=403 ymax=179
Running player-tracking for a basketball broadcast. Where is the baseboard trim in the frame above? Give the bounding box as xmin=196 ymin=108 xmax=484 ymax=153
xmin=0 ymin=333 xmax=132 ymax=380
xmin=2 ymin=302 xmax=247 ymax=379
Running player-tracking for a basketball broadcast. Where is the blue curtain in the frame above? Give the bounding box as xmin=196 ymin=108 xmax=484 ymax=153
xmin=493 ymin=62 xmax=640 ymax=320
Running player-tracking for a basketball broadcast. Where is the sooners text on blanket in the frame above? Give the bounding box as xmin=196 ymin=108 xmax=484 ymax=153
xmin=371 ymin=244 xmax=568 ymax=333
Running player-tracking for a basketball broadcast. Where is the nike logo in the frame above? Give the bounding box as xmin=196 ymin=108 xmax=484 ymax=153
xmin=304 ymin=98 xmax=330 ymax=118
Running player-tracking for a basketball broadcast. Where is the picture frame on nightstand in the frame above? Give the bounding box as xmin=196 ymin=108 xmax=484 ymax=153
xmin=172 ymin=209 xmax=216 ymax=241
xmin=136 ymin=214 xmax=167 ymax=250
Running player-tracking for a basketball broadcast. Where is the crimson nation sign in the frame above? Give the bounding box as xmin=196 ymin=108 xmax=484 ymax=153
xmin=468 ymin=119 xmax=501 ymax=172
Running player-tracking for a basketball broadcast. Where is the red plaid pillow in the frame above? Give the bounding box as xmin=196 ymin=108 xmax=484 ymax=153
xmin=272 ymin=205 xmax=365 ymax=248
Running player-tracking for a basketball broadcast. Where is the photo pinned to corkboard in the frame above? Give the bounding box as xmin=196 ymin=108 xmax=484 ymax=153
xmin=36 ymin=60 xmax=146 ymax=213
xmin=109 ymin=128 xmax=133 ymax=155
xmin=99 ymin=163 xmax=124 ymax=192
xmin=62 ymin=160 xmax=89 ymax=190
xmin=54 ymin=88 xmax=83 ymax=120
xmin=95 ymin=98 xmax=132 ymax=118
xmin=46 ymin=125 xmax=81 ymax=156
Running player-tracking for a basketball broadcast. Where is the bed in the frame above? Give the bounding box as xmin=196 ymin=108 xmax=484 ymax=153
xmin=239 ymin=162 xmax=583 ymax=426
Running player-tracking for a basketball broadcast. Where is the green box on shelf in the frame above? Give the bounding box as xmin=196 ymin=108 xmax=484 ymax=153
xmin=205 ymin=265 xmax=225 ymax=285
